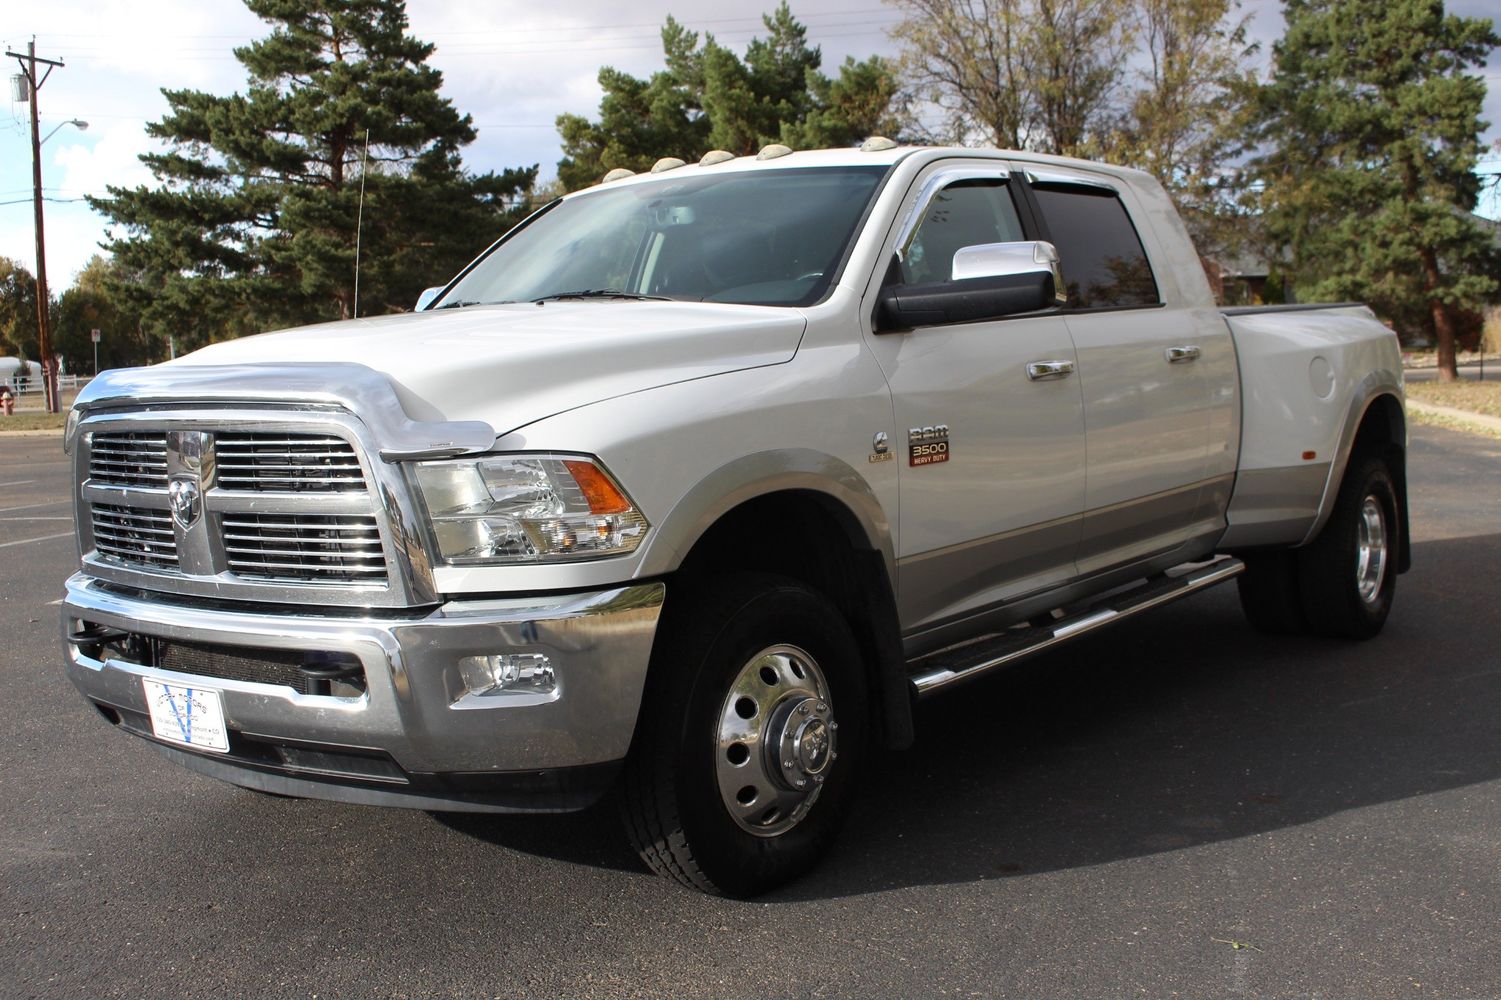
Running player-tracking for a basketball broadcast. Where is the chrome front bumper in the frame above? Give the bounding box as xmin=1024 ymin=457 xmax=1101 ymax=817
xmin=61 ymin=573 xmax=665 ymax=812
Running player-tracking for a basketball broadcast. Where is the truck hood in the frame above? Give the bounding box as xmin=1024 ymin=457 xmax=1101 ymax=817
xmin=172 ymin=301 xmax=807 ymax=435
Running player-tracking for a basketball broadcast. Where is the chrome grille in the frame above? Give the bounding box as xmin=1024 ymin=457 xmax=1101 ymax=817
xmin=214 ymin=433 xmax=366 ymax=492
xmin=88 ymin=433 xmax=168 ymax=489
xmin=90 ymin=504 xmax=179 ymax=570
xmin=221 ymin=513 xmax=386 ymax=582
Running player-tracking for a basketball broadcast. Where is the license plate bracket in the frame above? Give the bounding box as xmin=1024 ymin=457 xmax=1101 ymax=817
xmin=142 ymin=678 xmax=230 ymax=753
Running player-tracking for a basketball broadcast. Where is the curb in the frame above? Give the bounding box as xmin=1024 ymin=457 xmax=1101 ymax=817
xmin=1405 ymin=399 xmax=1501 ymax=433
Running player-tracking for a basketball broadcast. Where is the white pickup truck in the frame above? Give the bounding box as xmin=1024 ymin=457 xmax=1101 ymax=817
xmin=61 ymin=143 xmax=1408 ymax=896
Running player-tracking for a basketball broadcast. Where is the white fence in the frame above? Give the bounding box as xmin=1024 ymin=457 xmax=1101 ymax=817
xmin=6 ymin=374 xmax=92 ymax=397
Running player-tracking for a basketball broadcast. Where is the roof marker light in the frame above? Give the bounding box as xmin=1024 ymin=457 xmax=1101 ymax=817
xmin=651 ymin=157 xmax=686 ymax=173
xmin=756 ymin=144 xmax=792 ymax=161
xmin=861 ymin=136 xmax=898 ymax=152
xmin=601 ymin=168 xmax=635 ymax=183
xmin=699 ymin=149 xmax=735 ymax=166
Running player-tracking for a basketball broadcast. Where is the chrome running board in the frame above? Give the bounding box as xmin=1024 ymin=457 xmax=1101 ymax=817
xmin=909 ymin=556 xmax=1245 ymax=696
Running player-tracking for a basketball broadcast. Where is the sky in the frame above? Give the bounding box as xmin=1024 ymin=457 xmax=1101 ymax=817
xmin=3 ymin=0 xmax=1499 ymax=288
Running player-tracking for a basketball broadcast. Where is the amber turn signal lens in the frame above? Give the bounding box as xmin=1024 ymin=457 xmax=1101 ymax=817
xmin=563 ymin=460 xmax=632 ymax=515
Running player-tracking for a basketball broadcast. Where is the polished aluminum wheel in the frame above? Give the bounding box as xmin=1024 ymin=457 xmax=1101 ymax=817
xmin=1355 ymin=495 xmax=1388 ymax=605
xmin=715 ymin=644 xmax=837 ymax=837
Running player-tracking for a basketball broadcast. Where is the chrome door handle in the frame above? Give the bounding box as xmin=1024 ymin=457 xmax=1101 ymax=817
xmin=1026 ymin=360 xmax=1075 ymax=381
xmin=1165 ymin=346 xmax=1201 ymax=363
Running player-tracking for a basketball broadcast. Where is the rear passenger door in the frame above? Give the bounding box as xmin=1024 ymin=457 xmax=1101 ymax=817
xmin=1021 ymin=170 xmax=1232 ymax=574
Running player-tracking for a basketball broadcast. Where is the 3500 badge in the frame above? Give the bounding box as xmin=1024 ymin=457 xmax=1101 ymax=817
xmin=908 ymin=425 xmax=950 ymax=466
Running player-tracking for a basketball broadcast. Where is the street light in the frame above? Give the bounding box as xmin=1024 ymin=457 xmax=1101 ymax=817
xmin=40 ymin=118 xmax=88 ymax=145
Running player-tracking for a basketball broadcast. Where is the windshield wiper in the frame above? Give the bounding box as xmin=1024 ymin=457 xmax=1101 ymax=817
xmin=530 ymin=289 xmax=673 ymax=303
xmin=433 ymin=299 xmax=486 ymax=310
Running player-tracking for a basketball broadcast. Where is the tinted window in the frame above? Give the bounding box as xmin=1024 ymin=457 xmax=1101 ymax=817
xmin=901 ymin=179 xmax=1026 ymax=285
xmin=1031 ymin=185 xmax=1159 ymax=309
xmin=440 ymin=166 xmax=889 ymax=309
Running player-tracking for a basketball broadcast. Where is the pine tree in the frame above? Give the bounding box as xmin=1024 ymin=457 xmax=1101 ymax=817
xmin=91 ymin=0 xmax=536 ymax=349
xmin=555 ymin=4 xmax=908 ymax=190
xmin=1248 ymin=0 xmax=1499 ymax=379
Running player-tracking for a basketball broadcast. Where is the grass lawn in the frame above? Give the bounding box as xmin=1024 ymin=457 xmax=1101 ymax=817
xmin=1406 ymin=379 xmax=1501 ymax=420
xmin=0 ymin=412 xmax=67 ymax=432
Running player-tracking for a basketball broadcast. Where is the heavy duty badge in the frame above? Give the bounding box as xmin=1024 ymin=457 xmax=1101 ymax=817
xmin=908 ymin=424 xmax=950 ymax=466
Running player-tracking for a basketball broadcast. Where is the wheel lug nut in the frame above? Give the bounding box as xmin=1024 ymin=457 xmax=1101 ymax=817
xmin=799 ymin=703 xmax=810 ymax=715
xmin=830 ymin=721 xmax=838 ymax=731
xmin=783 ymin=759 xmax=793 ymax=769
xmin=795 ymin=779 xmax=807 ymax=788
xmin=816 ymin=702 xmax=827 ymax=713
xmin=813 ymin=775 xmax=824 ymax=784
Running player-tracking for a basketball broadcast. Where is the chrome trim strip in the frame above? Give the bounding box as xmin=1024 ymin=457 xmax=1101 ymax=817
xmin=892 ymin=165 xmax=1010 ymax=262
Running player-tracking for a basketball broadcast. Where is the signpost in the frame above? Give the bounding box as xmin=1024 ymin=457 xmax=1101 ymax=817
xmin=91 ymin=328 xmax=100 ymax=375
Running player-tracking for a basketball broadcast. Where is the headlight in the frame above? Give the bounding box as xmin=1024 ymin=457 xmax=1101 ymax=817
xmin=63 ymin=406 xmax=82 ymax=455
xmin=413 ymin=454 xmax=648 ymax=564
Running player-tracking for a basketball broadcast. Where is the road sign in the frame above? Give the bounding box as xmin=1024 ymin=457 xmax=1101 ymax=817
xmin=90 ymin=328 xmax=100 ymax=343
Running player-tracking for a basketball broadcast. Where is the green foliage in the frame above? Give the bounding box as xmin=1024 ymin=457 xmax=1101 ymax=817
xmin=556 ymin=3 xmax=910 ymax=190
xmin=0 ymin=257 xmax=41 ymax=360
xmin=54 ymin=257 xmax=155 ymax=373
xmin=91 ymin=0 xmax=537 ymax=350
xmin=1247 ymin=0 xmax=1499 ymax=376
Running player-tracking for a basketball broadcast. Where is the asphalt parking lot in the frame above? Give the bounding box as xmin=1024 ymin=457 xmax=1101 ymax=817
xmin=3 ymin=425 xmax=1499 ymax=999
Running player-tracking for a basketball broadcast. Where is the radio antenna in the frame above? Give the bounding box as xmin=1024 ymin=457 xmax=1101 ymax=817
xmin=353 ymin=127 xmax=370 ymax=319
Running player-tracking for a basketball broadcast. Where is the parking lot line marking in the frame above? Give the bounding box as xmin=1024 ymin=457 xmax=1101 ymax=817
xmin=0 ymin=500 xmax=70 ymax=514
xmin=0 ymin=515 xmax=71 ymax=521
xmin=7 ymin=479 xmax=36 ymax=487
xmin=48 ymin=598 xmax=63 ymax=605
xmin=0 ymin=531 xmax=74 ymax=548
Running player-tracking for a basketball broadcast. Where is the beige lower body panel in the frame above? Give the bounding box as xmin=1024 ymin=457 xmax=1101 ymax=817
xmin=1218 ymin=463 xmax=1329 ymax=549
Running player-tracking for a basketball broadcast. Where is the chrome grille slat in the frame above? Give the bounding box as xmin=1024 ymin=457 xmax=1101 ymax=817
xmin=88 ymin=432 xmax=170 ymax=488
xmin=211 ymin=432 xmax=365 ymax=493
xmin=220 ymin=513 xmax=386 ymax=584
xmin=90 ymin=503 xmax=179 ymax=570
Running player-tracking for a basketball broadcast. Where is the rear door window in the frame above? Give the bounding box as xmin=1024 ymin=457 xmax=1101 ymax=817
xmin=1030 ymin=184 xmax=1160 ymax=309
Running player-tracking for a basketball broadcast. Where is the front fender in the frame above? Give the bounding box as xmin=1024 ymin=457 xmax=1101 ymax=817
xmin=634 ymin=448 xmax=896 ymax=582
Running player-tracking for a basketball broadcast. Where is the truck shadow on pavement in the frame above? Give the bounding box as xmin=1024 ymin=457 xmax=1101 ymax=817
xmin=439 ymin=532 xmax=1500 ymax=900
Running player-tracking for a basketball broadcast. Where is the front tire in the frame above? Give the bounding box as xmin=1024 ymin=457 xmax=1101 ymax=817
xmin=621 ymin=574 xmax=868 ymax=896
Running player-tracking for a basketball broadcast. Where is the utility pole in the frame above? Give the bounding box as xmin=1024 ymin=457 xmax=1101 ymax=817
xmin=7 ymin=41 xmax=67 ymax=414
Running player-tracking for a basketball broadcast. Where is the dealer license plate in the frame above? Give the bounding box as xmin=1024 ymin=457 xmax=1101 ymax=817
xmin=142 ymin=679 xmax=230 ymax=753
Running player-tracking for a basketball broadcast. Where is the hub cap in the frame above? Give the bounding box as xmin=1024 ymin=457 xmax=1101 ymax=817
xmin=715 ymin=644 xmax=837 ymax=838
xmin=1355 ymin=495 xmax=1388 ymax=605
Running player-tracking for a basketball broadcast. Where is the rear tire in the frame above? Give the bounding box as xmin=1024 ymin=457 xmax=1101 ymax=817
xmin=1296 ymin=457 xmax=1399 ymax=639
xmin=620 ymin=573 xmax=868 ymax=897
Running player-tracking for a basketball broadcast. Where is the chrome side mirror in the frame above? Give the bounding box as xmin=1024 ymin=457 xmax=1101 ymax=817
xmin=414 ymin=286 xmax=444 ymax=312
xmin=951 ymin=241 xmax=1067 ymax=304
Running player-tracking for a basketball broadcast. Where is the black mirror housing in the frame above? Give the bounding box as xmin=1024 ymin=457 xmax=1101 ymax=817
xmin=877 ymin=271 xmax=1056 ymax=332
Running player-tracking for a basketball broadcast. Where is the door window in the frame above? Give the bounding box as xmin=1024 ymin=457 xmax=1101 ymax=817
xmin=1030 ymin=184 xmax=1160 ymax=309
xmin=900 ymin=179 xmax=1027 ymax=285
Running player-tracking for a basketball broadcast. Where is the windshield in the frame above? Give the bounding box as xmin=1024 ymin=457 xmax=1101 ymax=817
xmin=438 ymin=165 xmax=889 ymax=309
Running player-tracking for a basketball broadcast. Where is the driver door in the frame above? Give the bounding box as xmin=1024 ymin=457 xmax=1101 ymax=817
xmin=861 ymin=163 xmax=1086 ymax=643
